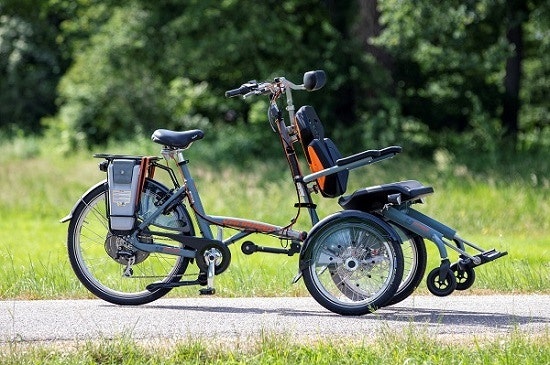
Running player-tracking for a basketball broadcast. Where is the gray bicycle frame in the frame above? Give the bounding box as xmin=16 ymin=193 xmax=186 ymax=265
xmin=129 ymin=76 xmax=483 ymax=266
xmin=128 ymin=151 xmax=306 ymax=258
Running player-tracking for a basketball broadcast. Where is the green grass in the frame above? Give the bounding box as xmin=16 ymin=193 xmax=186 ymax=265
xmin=1 ymin=329 xmax=548 ymax=364
xmin=0 ymin=136 xmax=548 ymax=299
xmin=0 ymin=136 xmax=548 ymax=363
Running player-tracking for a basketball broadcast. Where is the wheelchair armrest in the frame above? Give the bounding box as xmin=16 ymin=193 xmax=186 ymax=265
xmin=335 ymin=146 xmax=402 ymax=167
xmin=336 ymin=150 xmax=381 ymax=166
xmin=304 ymin=145 xmax=403 ymax=185
xmin=379 ymin=145 xmax=403 ymax=155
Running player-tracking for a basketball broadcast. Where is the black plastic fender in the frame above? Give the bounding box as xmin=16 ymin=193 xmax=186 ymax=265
xmin=298 ymin=210 xmax=402 ymax=272
xmin=60 ymin=180 xmax=107 ymax=223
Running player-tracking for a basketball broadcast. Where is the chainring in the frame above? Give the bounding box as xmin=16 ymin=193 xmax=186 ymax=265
xmin=195 ymin=242 xmax=231 ymax=275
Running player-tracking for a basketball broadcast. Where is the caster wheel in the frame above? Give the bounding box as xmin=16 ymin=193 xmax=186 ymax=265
xmin=450 ymin=263 xmax=476 ymax=291
xmin=426 ymin=267 xmax=457 ymax=297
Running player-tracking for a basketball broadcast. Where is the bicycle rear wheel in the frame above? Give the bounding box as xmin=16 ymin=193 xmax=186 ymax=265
xmin=302 ymin=213 xmax=403 ymax=315
xmin=67 ymin=179 xmax=194 ymax=305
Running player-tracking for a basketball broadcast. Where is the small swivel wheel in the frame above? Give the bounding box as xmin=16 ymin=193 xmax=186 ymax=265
xmin=450 ymin=263 xmax=476 ymax=291
xmin=426 ymin=267 xmax=457 ymax=297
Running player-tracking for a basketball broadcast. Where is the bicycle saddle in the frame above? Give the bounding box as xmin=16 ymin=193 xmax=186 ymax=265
xmin=151 ymin=129 xmax=204 ymax=149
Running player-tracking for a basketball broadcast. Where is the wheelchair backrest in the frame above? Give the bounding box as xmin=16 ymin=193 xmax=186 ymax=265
xmin=295 ymin=106 xmax=348 ymax=198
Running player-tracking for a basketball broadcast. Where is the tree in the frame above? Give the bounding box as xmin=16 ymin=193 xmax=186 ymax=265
xmin=3 ymin=0 xmax=546 ymax=152
xmin=352 ymin=0 xmax=392 ymax=71
xmin=0 ymin=1 xmax=64 ymax=134
xmin=519 ymin=2 xmax=550 ymax=149
xmin=50 ymin=0 xmax=376 ymax=148
xmin=373 ymin=0 xmax=549 ymax=149
xmin=502 ymin=0 xmax=528 ymax=140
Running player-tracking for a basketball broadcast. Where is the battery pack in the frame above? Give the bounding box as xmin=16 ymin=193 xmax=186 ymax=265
xmin=107 ymin=159 xmax=141 ymax=233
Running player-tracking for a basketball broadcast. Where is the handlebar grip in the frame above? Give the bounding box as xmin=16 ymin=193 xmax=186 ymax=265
xmin=225 ymin=87 xmax=247 ymax=97
xmin=225 ymin=81 xmax=259 ymax=97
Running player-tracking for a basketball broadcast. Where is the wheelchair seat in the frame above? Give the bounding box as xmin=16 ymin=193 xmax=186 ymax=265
xmin=338 ymin=180 xmax=434 ymax=211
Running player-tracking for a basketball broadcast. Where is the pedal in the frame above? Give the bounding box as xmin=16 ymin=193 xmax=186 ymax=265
xmin=202 ymin=248 xmax=221 ymax=295
xmin=241 ymin=241 xmax=301 ymax=256
xmin=199 ymin=288 xmax=216 ymax=295
xmin=146 ymin=277 xmax=203 ymax=291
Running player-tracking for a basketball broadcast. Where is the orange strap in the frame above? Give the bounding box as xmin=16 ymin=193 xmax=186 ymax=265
xmin=135 ymin=157 xmax=151 ymax=209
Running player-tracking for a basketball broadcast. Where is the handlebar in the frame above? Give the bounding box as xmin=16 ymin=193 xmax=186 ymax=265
xmin=225 ymin=70 xmax=326 ymax=99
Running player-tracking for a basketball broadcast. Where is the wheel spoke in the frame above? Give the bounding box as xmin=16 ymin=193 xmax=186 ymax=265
xmin=67 ymin=180 xmax=194 ymax=305
xmin=302 ymin=214 xmax=404 ymax=315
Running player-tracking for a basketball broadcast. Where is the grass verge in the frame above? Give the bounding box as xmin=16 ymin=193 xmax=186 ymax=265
xmin=1 ymin=328 xmax=548 ymax=364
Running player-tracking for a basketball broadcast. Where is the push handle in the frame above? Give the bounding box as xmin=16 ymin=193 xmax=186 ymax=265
xmin=303 ymin=70 xmax=326 ymax=91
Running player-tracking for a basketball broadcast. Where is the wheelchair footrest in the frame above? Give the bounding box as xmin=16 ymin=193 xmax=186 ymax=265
xmin=461 ymin=249 xmax=508 ymax=269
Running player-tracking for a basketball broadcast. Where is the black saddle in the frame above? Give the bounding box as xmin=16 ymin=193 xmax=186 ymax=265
xmin=338 ymin=180 xmax=434 ymax=211
xmin=151 ymin=129 xmax=204 ymax=149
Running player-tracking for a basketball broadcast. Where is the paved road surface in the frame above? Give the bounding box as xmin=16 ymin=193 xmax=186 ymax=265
xmin=1 ymin=295 xmax=548 ymax=344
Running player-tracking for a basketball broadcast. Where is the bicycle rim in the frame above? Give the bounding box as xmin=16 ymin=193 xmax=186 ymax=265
xmin=304 ymin=217 xmax=402 ymax=314
xmin=68 ymin=180 xmax=191 ymax=305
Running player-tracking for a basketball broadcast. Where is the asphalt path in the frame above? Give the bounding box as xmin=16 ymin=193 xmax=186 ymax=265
xmin=1 ymin=295 xmax=548 ymax=345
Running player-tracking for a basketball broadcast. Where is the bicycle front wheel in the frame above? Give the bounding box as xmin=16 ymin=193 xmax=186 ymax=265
xmin=302 ymin=213 xmax=403 ymax=315
xmin=67 ymin=179 xmax=194 ymax=305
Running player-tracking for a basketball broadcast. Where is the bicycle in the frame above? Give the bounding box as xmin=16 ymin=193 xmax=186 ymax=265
xmin=62 ymin=70 xmax=507 ymax=316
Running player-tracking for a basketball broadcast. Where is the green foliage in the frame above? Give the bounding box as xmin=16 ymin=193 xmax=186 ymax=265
xmin=0 ymin=9 xmax=61 ymax=134
xmin=376 ymin=1 xmax=507 ymax=132
xmin=1 ymin=0 xmax=548 ymax=153
xmin=375 ymin=0 xmax=549 ymax=150
xmin=44 ymin=0 xmax=390 ymax=150
xmin=519 ymin=4 xmax=550 ymax=150
xmin=51 ymin=4 xmax=176 ymax=147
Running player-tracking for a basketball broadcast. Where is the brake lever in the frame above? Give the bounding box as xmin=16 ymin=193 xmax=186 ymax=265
xmin=243 ymin=83 xmax=275 ymax=99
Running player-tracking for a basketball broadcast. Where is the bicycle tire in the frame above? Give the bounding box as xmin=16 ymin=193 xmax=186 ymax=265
xmin=385 ymin=224 xmax=427 ymax=306
xmin=302 ymin=212 xmax=404 ymax=316
xmin=322 ymin=221 xmax=426 ymax=307
xmin=67 ymin=178 xmax=194 ymax=305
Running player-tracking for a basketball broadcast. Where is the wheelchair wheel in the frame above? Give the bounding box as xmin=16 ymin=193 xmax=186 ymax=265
xmin=450 ymin=263 xmax=476 ymax=291
xmin=384 ymin=225 xmax=427 ymax=306
xmin=426 ymin=267 xmax=457 ymax=297
xmin=302 ymin=213 xmax=404 ymax=316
